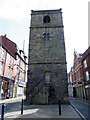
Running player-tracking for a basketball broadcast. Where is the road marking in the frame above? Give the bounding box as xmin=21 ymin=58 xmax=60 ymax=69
xmin=70 ymin=103 xmax=87 ymax=120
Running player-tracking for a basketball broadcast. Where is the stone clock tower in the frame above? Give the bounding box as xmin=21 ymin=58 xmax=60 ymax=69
xmin=26 ymin=9 xmax=68 ymax=104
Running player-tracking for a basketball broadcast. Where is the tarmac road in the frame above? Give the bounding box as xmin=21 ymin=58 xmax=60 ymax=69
xmin=69 ymin=97 xmax=90 ymax=120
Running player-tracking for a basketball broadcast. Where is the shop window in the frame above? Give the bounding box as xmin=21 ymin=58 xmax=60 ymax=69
xmin=10 ymin=84 xmax=13 ymax=97
xmin=86 ymin=71 xmax=89 ymax=81
xmin=2 ymin=82 xmax=7 ymax=91
xmin=84 ymin=59 xmax=87 ymax=68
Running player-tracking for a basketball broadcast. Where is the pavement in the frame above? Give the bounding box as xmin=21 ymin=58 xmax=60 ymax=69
xmin=0 ymin=96 xmax=25 ymax=104
xmin=0 ymin=97 xmax=82 ymax=119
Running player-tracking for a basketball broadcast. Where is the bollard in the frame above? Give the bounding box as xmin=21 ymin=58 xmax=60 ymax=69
xmin=1 ymin=103 xmax=6 ymax=120
xmin=21 ymin=99 xmax=23 ymax=115
xmin=58 ymin=99 xmax=61 ymax=115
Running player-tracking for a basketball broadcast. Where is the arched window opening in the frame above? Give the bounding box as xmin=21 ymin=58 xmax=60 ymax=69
xmin=44 ymin=16 xmax=50 ymax=23
xmin=44 ymin=33 xmax=46 ymax=41
xmin=47 ymin=33 xmax=49 ymax=41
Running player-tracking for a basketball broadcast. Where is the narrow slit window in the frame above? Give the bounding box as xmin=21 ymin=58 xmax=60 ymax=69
xmin=47 ymin=33 xmax=49 ymax=41
xmin=44 ymin=33 xmax=46 ymax=41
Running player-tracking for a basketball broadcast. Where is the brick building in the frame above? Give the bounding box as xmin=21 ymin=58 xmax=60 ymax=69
xmin=72 ymin=50 xmax=84 ymax=99
xmin=68 ymin=50 xmax=84 ymax=99
xmin=0 ymin=35 xmax=27 ymax=99
xmin=26 ymin=9 xmax=68 ymax=104
xmin=81 ymin=47 xmax=90 ymax=100
xmin=13 ymin=48 xmax=27 ymax=97
xmin=68 ymin=49 xmax=90 ymax=100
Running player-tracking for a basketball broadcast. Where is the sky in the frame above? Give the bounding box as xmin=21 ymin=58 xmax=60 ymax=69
xmin=0 ymin=0 xmax=89 ymax=72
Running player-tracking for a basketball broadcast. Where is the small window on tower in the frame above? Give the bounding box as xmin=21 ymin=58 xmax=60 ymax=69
xmin=44 ymin=15 xmax=50 ymax=23
xmin=47 ymin=33 xmax=49 ymax=41
xmin=45 ymin=71 xmax=51 ymax=84
xmin=44 ymin=33 xmax=46 ymax=41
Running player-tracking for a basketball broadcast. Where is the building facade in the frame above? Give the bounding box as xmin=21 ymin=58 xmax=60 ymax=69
xmin=0 ymin=35 xmax=27 ymax=100
xmin=13 ymin=49 xmax=27 ymax=97
xmin=68 ymin=67 xmax=73 ymax=97
xmin=70 ymin=50 xmax=85 ymax=99
xmin=68 ymin=50 xmax=89 ymax=100
xmin=26 ymin=9 xmax=68 ymax=104
xmin=81 ymin=47 xmax=90 ymax=100
xmin=0 ymin=35 xmax=16 ymax=99
xmin=72 ymin=50 xmax=84 ymax=99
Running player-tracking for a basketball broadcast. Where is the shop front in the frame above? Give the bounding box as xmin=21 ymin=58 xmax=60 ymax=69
xmin=85 ymin=84 xmax=90 ymax=100
xmin=0 ymin=77 xmax=14 ymax=99
xmin=73 ymin=81 xmax=84 ymax=99
xmin=8 ymin=79 xmax=14 ymax=98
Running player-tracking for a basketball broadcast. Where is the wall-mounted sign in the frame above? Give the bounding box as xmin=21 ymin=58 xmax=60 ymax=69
xmin=19 ymin=80 xmax=26 ymax=87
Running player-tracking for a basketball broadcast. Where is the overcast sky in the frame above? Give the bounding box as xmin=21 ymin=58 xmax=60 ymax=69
xmin=0 ymin=0 xmax=88 ymax=72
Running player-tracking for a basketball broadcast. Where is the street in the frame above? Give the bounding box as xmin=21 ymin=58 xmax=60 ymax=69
xmin=0 ymin=101 xmax=21 ymax=116
xmin=0 ymin=97 xmax=23 ymax=118
xmin=0 ymin=97 xmax=90 ymax=119
xmin=69 ymin=97 xmax=90 ymax=120
xmin=0 ymin=97 xmax=82 ymax=119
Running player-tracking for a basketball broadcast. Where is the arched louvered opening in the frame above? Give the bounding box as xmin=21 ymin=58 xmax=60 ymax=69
xmin=43 ymin=15 xmax=50 ymax=23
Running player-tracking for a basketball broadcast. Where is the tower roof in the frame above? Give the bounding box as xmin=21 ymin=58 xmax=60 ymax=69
xmin=31 ymin=9 xmax=62 ymax=15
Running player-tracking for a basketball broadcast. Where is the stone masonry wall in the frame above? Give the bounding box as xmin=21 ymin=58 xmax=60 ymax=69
xmin=26 ymin=9 xmax=68 ymax=104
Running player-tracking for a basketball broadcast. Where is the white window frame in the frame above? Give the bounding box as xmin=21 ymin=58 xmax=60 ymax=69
xmin=86 ymin=71 xmax=89 ymax=81
xmin=2 ymin=51 xmax=5 ymax=60
xmin=84 ymin=59 xmax=87 ymax=68
xmin=9 ymin=56 xmax=11 ymax=65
